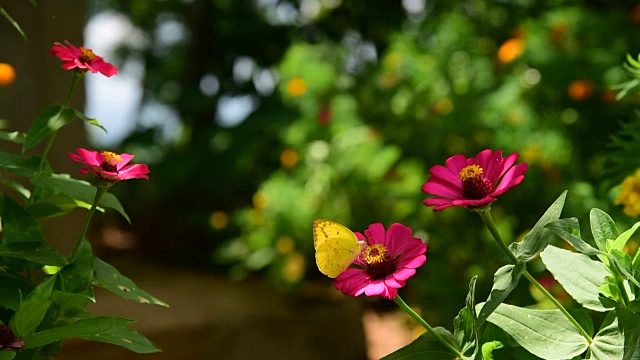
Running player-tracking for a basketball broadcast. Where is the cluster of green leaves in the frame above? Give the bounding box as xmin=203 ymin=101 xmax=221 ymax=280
xmin=0 ymin=100 xmax=167 ymax=358
xmin=382 ymin=192 xmax=640 ymax=359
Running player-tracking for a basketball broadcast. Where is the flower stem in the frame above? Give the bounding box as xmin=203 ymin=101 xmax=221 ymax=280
xmin=394 ymin=295 xmax=463 ymax=357
xmin=72 ymin=184 xmax=109 ymax=259
xmin=476 ymin=209 xmax=593 ymax=344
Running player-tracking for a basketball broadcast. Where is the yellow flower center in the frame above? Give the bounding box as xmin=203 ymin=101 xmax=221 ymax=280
xmin=80 ymin=48 xmax=96 ymax=63
xmin=459 ymin=165 xmax=483 ymax=181
xmin=364 ymin=244 xmax=389 ymax=265
xmin=100 ymin=151 xmax=122 ymax=172
xmin=459 ymin=165 xmax=493 ymax=200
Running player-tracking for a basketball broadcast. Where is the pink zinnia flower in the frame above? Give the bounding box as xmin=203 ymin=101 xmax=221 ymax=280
xmin=334 ymin=223 xmax=427 ymax=300
xmin=50 ymin=41 xmax=118 ymax=77
xmin=69 ymin=148 xmax=149 ymax=181
xmin=422 ymin=149 xmax=528 ymax=212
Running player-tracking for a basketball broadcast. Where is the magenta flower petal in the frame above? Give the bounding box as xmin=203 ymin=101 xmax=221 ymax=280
xmin=50 ymin=40 xmax=118 ymax=77
xmin=334 ymin=222 xmax=427 ymax=300
xmin=69 ymin=148 xmax=149 ymax=182
xmin=422 ymin=149 xmax=528 ymax=212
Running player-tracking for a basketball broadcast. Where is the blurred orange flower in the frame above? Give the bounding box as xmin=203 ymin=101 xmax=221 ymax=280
xmin=0 ymin=63 xmax=16 ymax=87
xmin=286 ymin=77 xmax=308 ymax=97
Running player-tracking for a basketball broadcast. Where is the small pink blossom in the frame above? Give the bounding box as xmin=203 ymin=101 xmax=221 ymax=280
xmin=334 ymin=223 xmax=427 ymax=300
xmin=69 ymin=148 xmax=149 ymax=182
xmin=50 ymin=41 xmax=118 ymax=77
xmin=422 ymin=149 xmax=528 ymax=212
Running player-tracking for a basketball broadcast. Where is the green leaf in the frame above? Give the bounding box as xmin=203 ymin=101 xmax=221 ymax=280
xmin=545 ymin=219 xmax=603 ymax=256
xmin=477 ymin=263 xmax=525 ymax=327
xmin=454 ymin=276 xmax=477 ymax=346
xmin=511 ymin=191 xmax=567 ymax=262
xmin=23 ymin=316 xmax=135 ymax=349
xmin=0 ymin=351 xmax=16 ymax=360
xmin=491 ymin=346 xmax=544 ymax=360
xmin=80 ymin=326 xmax=161 ymax=353
xmin=1 ymin=177 xmax=30 ymax=200
xmin=381 ymin=327 xmax=460 ymax=360
xmin=0 ymin=7 xmax=27 ymax=40
xmin=92 ymin=257 xmax=169 ymax=307
xmin=26 ymin=194 xmax=88 ymax=219
xmin=590 ymin=209 xmax=619 ymax=253
xmin=586 ymin=311 xmax=635 ymax=360
xmin=22 ymin=105 xmax=75 ymax=154
xmin=485 ymin=303 xmax=589 ymax=359
xmin=0 ymin=130 xmax=26 ymax=144
xmin=608 ymin=251 xmax=640 ymax=290
xmin=59 ymin=238 xmax=94 ymax=293
xmin=608 ymin=222 xmax=640 ymax=254
xmin=0 ymin=151 xmax=41 ymax=177
xmin=618 ymin=309 xmax=640 ymax=359
xmin=72 ymin=108 xmax=107 ymax=133
xmin=31 ymin=175 xmax=130 ymax=223
xmin=0 ymin=243 xmax=67 ymax=266
xmin=540 ymin=245 xmax=612 ymax=312
xmin=9 ymin=275 xmax=56 ymax=337
xmin=0 ymin=275 xmax=30 ymax=311
xmin=1 ymin=196 xmax=46 ymax=244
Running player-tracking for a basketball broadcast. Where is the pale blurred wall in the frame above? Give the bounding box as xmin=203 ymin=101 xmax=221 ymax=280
xmin=0 ymin=0 xmax=89 ymax=255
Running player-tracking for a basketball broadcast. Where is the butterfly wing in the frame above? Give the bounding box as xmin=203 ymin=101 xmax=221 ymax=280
xmin=313 ymin=219 xmax=364 ymax=278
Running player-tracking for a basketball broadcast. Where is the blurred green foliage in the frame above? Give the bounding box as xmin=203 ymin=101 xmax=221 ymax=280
xmin=96 ymin=0 xmax=640 ymax=323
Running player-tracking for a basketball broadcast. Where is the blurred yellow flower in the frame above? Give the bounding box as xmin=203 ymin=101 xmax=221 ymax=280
xmin=615 ymin=169 xmax=640 ymax=217
xmin=0 ymin=63 xmax=16 ymax=87
xmin=252 ymin=191 xmax=267 ymax=209
xmin=497 ymin=38 xmax=525 ymax=64
xmin=282 ymin=252 xmax=305 ymax=282
xmin=286 ymin=77 xmax=308 ymax=97
xmin=276 ymin=236 xmax=295 ymax=254
xmin=280 ymin=148 xmax=298 ymax=169
xmin=209 ymin=211 xmax=229 ymax=230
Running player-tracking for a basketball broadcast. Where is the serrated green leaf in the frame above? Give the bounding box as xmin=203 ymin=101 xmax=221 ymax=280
xmin=477 ymin=263 xmax=525 ymax=327
xmin=2 ymin=196 xmax=46 ymax=244
xmin=511 ymin=191 xmax=567 ymax=262
xmin=540 ymin=245 xmax=612 ymax=312
xmin=0 ymin=243 xmax=66 ymax=266
xmin=23 ymin=316 xmax=134 ymax=349
xmin=590 ymin=209 xmax=618 ymax=253
xmin=92 ymin=257 xmax=169 ymax=307
xmin=0 ymin=151 xmax=41 ymax=177
xmin=545 ymin=220 xmax=603 ymax=256
xmin=81 ymin=326 xmax=161 ymax=353
xmin=72 ymin=108 xmax=107 ymax=133
xmin=30 ymin=175 xmax=130 ymax=223
xmin=381 ymin=327 xmax=460 ymax=360
xmin=485 ymin=303 xmax=589 ymax=359
xmin=0 ymin=130 xmax=26 ymax=144
xmin=23 ymin=105 xmax=76 ymax=153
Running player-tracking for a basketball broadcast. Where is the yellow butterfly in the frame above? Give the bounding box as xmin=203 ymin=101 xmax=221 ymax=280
xmin=313 ymin=219 xmax=365 ymax=278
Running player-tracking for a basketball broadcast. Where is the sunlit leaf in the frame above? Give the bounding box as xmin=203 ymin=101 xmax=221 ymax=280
xmin=540 ymin=245 xmax=611 ymax=312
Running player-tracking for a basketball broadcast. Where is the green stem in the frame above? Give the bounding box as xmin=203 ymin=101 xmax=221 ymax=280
xmin=71 ymin=184 xmax=109 ymax=259
xmin=394 ymin=295 xmax=463 ymax=357
xmin=29 ymin=74 xmax=82 ymax=204
xmin=476 ymin=208 xmax=593 ymax=344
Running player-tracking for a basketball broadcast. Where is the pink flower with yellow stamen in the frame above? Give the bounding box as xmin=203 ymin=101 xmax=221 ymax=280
xmin=422 ymin=149 xmax=528 ymax=212
xmin=334 ymin=223 xmax=427 ymax=300
xmin=69 ymin=148 xmax=149 ymax=181
xmin=50 ymin=41 xmax=118 ymax=77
